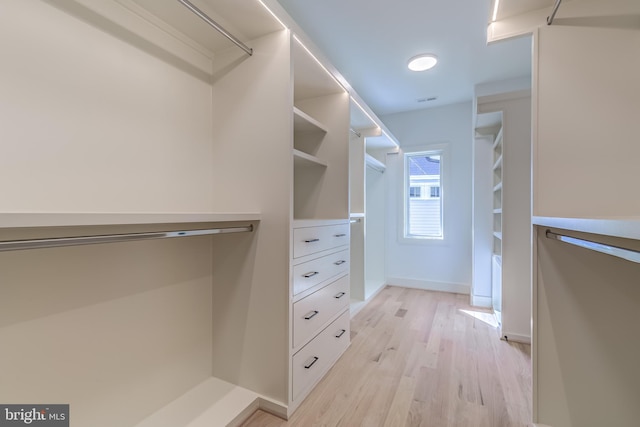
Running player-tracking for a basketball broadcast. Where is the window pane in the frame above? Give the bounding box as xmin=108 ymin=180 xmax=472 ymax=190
xmin=406 ymin=152 xmax=442 ymax=238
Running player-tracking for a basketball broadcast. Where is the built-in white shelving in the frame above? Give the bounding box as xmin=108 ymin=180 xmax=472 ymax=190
xmin=492 ymin=128 xmax=503 ymax=257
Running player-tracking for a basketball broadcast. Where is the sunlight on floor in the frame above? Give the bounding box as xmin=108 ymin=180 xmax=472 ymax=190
xmin=459 ymin=309 xmax=499 ymax=328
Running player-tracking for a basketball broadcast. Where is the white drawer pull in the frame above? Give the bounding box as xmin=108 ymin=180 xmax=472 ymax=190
xmin=334 ymin=260 xmax=346 ymax=265
xmin=304 ymin=238 xmax=320 ymax=243
xmin=334 ymin=233 xmax=346 ymax=237
xmin=303 ymin=271 xmax=319 ymax=278
xmin=335 ymin=329 xmax=346 ymax=338
xmin=334 ymin=292 xmax=346 ymax=299
xmin=304 ymin=310 xmax=319 ymax=320
xmin=304 ymin=356 xmax=319 ymax=369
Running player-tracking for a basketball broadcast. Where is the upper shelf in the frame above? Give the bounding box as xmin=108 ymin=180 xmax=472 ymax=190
xmin=126 ymin=0 xmax=281 ymax=55
xmin=292 ymin=35 xmax=345 ymax=101
xmin=0 ymin=212 xmax=261 ymax=229
xmin=533 ymin=216 xmax=640 ymax=240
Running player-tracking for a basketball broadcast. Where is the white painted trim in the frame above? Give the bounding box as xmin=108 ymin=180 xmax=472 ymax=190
xmin=256 ymin=398 xmax=288 ymax=421
xmin=350 ymin=284 xmax=388 ymax=318
xmin=471 ymin=295 xmax=492 ymax=308
xmin=501 ymin=331 xmax=531 ymax=344
xmin=387 ymin=278 xmax=470 ymax=295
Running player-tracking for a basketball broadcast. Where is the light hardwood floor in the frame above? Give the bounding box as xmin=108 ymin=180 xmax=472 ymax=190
xmin=242 ymin=286 xmax=531 ymax=427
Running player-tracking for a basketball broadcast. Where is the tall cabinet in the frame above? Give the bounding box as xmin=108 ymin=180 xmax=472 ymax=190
xmin=532 ymin=9 xmax=640 ymax=426
xmin=0 ymin=0 xmax=352 ymax=424
xmin=475 ymin=86 xmax=532 ymax=344
xmin=289 ymin=35 xmax=351 ymax=413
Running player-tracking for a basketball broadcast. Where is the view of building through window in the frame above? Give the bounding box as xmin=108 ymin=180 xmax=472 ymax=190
xmin=406 ymin=151 xmax=442 ymax=238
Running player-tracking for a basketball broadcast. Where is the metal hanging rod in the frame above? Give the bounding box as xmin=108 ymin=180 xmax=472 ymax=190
xmin=0 ymin=225 xmax=253 ymax=252
xmin=177 ymin=0 xmax=253 ymax=56
xmin=350 ymin=128 xmax=362 ymax=138
xmin=350 ymin=218 xmax=362 ymax=224
xmin=547 ymin=0 xmax=563 ymax=25
xmin=545 ymin=230 xmax=640 ymax=264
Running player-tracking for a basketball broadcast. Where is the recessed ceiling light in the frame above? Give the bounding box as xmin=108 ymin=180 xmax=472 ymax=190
xmin=408 ymin=54 xmax=438 ymax=72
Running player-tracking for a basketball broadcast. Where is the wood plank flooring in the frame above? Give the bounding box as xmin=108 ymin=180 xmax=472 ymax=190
xmin=241 ymin=286 xmax=531 ymax=427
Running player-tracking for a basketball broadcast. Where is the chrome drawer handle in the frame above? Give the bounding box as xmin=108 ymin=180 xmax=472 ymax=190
xmin=304 ymin=356 xmax=319 ymax=369
xmin=304 ymin=310 xmax=319 ymax=320
xmin=303 ymin=271 xmax=319 ymax=278
xmin=335 ymin=329 xmax=346 ymax=338
xmin=334 ymin=233 xmax=346 ymax=237
xmin=334 ymin=292 xmax=346 ymax=299
xmin=304 ymin=238 xmax=320 ymax=243
xmin=334 ymin=260 xmax=346 ymax=265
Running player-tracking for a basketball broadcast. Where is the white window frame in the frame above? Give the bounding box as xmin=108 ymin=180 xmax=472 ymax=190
xmin=399 ymin=143 xmax=449 ymax=244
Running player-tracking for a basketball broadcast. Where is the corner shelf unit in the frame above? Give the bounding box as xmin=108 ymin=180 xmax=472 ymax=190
xmin=492 ymin=127 xmax=504 ymax=258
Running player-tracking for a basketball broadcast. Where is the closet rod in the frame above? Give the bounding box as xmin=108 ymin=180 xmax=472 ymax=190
xmin=0 ymin=225 xmax=253 ymax=252
xmin=177 ymin=0 xmax=253 ymax=56
xmin=547 ymin=0 xmax=563 ymax=25
xmin=350 ymin=218 xmax=361 ymax=224
xmin=545 ymin=230 xmax=640 ymax=264
xmin=350 ymin=128 xmax=362 ymax=138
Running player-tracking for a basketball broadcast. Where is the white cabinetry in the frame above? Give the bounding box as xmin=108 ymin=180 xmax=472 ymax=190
xmin=532 ymin=10 xmax=640 ymax=425
xmin=290 ymin=220 xmax=351 ymax=410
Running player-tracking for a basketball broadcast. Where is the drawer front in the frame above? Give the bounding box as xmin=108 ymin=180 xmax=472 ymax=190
xmin=293 ymin=223 xmax=350 ymax=258
xmin=293 ymin=275 xmax=350 ymax=348
xmin=292 ymin=310 xmax=350 ymax=401
xmin=292 ymin=249 xmax=349 ymax=296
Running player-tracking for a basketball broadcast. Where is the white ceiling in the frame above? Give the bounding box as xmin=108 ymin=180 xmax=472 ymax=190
xmin=276 ymin=0 xmax=547 ymax=117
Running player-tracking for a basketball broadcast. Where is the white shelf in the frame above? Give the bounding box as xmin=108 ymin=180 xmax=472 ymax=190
xmin=293 ymin=149 xmax=328 ymax=168
xmin=134 ymin=377 xmax=264 ymax=427
xmin=533 ymin=216 xmax=640 ymax=240
xmin=493 ymin=231 xmax=503 ymax=240
xmin=493 ymin=155 xmax=503 ymax=171
xmin=365 ymin=153 xmax=386 ymax=172
xmin=493 ymin=209 xmax=503 ymax=214
xmin=493 ymin=182 xmax=503 ymax=192
xmin=292 ymin=218 xmax=349 ymax=229
xmin=0 ymin=213 xmax=261 ymax=229
xmin=293 ymin=107 xmax=329 ymax=134
xmin=492 ymin=127 xmax=503 ymax=150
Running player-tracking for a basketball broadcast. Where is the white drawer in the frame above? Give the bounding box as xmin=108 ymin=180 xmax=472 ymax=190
xmin=293 ymin=275 xmax=350 ymax=348
xmin=293 ymin=223 xmax=349 ymax=258
xmin=292 ymin=310 xmax=350 ymax=402
xmin=292 ymin=249 xmax=349 ymax=296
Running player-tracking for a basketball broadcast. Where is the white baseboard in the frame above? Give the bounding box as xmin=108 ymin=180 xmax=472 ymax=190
xmin=387 ymin=277 xmax=470 ymax=295
xmin=471 ymin=295 xmax=492 ymax=308
xmin=501 ymin=331 xmax=531 ymax=344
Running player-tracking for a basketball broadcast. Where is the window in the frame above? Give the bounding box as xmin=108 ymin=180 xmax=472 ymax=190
xmin=405 ymin=150 xmax=443 ymax=239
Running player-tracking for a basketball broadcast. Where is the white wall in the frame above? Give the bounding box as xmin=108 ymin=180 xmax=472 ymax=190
xmin=0 ymin=0 xmax=214 ymax=213
xmin=382 ymin=102 xmax=473 ymax=294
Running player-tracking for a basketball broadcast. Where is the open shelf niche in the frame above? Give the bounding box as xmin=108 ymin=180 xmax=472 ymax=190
xmin=292 ymin=36 xmax=350 ymax=220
